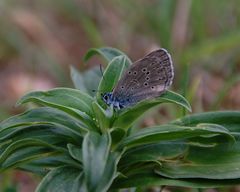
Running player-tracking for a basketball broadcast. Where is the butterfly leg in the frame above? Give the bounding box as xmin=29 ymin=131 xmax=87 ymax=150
xmin=116 ymin=102 xmax=121 ymax=110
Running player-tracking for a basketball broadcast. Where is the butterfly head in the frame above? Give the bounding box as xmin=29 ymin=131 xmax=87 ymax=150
xmin=101 ymin=92 xmax=113 ymax=105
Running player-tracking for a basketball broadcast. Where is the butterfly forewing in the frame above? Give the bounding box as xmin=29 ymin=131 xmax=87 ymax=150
xmin=112 ymin=48 xmax=174 ymax=107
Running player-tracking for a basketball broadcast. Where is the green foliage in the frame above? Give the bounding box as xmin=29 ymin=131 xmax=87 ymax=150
xmin=1 ymin=47 xmax=240 ymax=191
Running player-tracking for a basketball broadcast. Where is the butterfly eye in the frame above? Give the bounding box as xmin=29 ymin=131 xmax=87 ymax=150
xmin=104 ymin=95 xmax=108 ymax=100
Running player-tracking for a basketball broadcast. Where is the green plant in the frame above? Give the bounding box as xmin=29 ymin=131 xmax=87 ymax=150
xmin=1 ymin=47 xmax=240 ymax=192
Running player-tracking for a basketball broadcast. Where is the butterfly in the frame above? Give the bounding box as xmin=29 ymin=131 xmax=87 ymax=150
xmin=101 ymin=48 xmax=174 ymax=110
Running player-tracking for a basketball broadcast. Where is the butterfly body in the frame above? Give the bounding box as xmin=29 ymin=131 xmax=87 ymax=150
xmin=102 ymin=48 xmax=174 ymax=109
xmin=102 ymin=92 xmax=131 ymax=109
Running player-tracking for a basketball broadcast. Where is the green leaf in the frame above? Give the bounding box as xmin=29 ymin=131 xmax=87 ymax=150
xmin=97 ymin=55 xmax=131 ymax=105
xmin=36 ymin=166 xmax=86 ymax=192
xmin=162 ymin=90 xmax=192 ymax=112
xmin=112 ymin=172 xmax=240 ymax=189
xmin=110 ymin=128 xmax=126 ymax=148
xmin=70 ymin=66 xmax=88 ymax=93
xmin=0 ymin=138 xmax=65 ymax=171
xmin=82 ymin=131 xmax=121 ymax=192
xmin=155 ymin=138 xmax=240 ymax=179
xmin=67 ymin=144 xmax=82 ymax=163
xmin=92 ymin=101 xmax=111 ymax=132
xmin=0 ymin=107 xmax=86 ymax=137
xmin=172 ymin=111 xmax=240 ymax=132
xmin=0 ymin=124 xmax=81 ymax=150
xmin=19 ymin=154 xmax=80 ymax=176
xmin=17 ymin=88 xmax=93 ymax=111
xmin=113 ymin=90 xmax=192 ymax=129
xmin=70 ymin=66 xmax=102 ymax=97
xmin=16 ymin=88 xmax=95 ymax=127
xmin=119 ymin=141 xmax=187 ymax=169
xmin=84 ymin=47 xmax=128 ymax=63
xmin=118 ymin=123 xmax=233 ymax=149
xmin=2 ymin=148 xmax=60 ymax=172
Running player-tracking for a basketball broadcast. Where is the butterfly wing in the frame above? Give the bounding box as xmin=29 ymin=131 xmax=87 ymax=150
xmin=112 ymin=48 xmax=174 ymax=107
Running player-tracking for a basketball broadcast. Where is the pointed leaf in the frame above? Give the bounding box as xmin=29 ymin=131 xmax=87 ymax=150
xmin=112 ymin=172 xmax=240 ymax=189
xmin=113 ymin=90 xmax=191 ymax=129
xmin=0 ymin=138 xmax=65 ymax=170
xmin=119 ymin=141 xmax=187 ymax=168
xmin=172 ymin=111 xmax=240 ymax=132
xmin=17 ymin=88 xmax=94 ymax=118
xmin=82 ymin=131 xmax=121 ymax=192
xmin=84 ymin=47 xmax=129 ymax=63
xmin=155 ymin=138 xmax=240 ymax=179
xmin=0 ymin=124 xmax=81 ymax=147
xmin=36 ymin=166 xmax=85 ymax=192
xmin=70 ymin=66 xmax=102 ymax=97
xmin=70 ymin=66 xmax=88 ymax=92
xmin=16 ymin=88 xmax=97 ymax=130
xmin=97 ymin=55 xmax=131 ymax=105
xmin=118 ymin=123 xmax=233 ymax=149
xmin=0 ymin=107 xmax=86 ymax=137
xmin=19 ymin=154 xmax=81 ymax=176
xmin=67 ymin=144 xmax=82 ymax=163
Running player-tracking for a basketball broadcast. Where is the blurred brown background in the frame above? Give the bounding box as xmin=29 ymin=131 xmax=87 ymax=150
xmin=1 ymin=0 xmax=240 ymax=191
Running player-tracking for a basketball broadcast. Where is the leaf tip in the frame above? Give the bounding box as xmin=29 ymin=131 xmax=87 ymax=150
xmin=186 ymin=104 xmax=192 ymax=112
xmin=15 ymin=98 xmax=24 ymax=107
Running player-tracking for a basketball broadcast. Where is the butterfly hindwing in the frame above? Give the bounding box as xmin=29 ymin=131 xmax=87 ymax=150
xmin=112 ymin=48 xmax=174 ymax=107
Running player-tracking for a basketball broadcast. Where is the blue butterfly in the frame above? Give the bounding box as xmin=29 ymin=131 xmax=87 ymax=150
xmin=102 ymin=48 xmax=174 ymax=109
